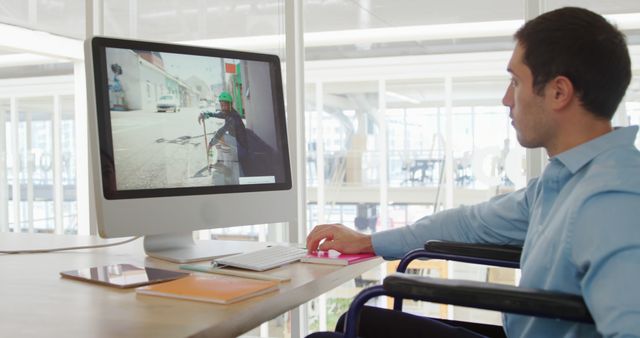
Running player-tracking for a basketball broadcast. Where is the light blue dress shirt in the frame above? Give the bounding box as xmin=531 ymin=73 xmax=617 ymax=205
xmin=372 ymin=126 xmax=640 ymax=337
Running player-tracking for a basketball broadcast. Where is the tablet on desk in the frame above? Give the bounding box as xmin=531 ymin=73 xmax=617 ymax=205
xmin=60 ymin=264 xmax=190 ymax=288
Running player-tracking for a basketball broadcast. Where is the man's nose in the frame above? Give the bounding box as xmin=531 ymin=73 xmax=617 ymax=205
xmin=502 ymin=85 xmax=513 ymax=107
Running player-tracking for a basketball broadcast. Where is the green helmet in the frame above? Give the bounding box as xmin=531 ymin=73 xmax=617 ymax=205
xmin=218 ymin=91 xmax=233 ymax=103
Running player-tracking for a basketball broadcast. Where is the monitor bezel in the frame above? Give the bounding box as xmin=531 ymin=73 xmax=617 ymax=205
xmin=91 ymin=37 xmax=292 ymax=200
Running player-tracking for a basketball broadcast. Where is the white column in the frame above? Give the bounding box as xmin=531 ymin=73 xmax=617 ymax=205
xmin=523 ymin=0 xmax=546 ymax=181
xmin=444 ymin=77 xmax=454 ymax=209
xmin=378 ymin=80 xmax=391 ymax=286
xmin=89 ymin=0 xmax=104 ymax=36
xmin=129 ymin=0 xmax=138 ymax=38
xmin=378 ymin=80 xmax=389 ymax=230
xmin=315 ymin=82 xmax=325 ymax=225
xmin=259 ymin=321 xmax=269 ymax=337
xmin=526 ymin=149 xmax=546 ymax=180
xmin=285 ymin=0 xmax=305 ymax=244
xmin=286 ymin=0 xmax=306 ymax=337
xmin=197 ymin=0 xmax=207 ymax=38
xmin=10 ymin=97 xmax=20 ymax=232
xmin=0 ymin=100 xmax=7 ymax=232
xmin=25 ymin=109 xmax=33 ymax=233
xmin=612 ymin=103 xmax=629 ymax=128
xmin=81 ymin=0 xmax=104 ymax=236
xmin=403 ymin=108 xmax=410 ymax=182
xmin=318 ymin=294 xmax=327 ymax=331
xmin=315 ymin=83 xmax=327 ymax=333
xmin=525 ymin=0 xmax=544 ymax=20
xmin=28 ymin=0 xmax=37 ymax=25
xmin=74 ymin=62 xmax=92 ymax=235
xmin=53 ymin=95 xmax=64 ymax=234
xmin=255 ymin=224 xmax=266 ymax=242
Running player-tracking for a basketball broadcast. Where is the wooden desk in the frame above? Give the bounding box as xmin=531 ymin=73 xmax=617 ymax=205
xmin=0 ymin=233 xmax=382 ymax=338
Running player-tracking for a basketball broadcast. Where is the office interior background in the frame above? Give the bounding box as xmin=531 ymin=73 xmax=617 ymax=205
xmin=2 ymin=0 xmax=640 ymax=336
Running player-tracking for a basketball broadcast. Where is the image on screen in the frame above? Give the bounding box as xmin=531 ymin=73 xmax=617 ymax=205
xmin=100 ymin=45 xmax=289 ymax=194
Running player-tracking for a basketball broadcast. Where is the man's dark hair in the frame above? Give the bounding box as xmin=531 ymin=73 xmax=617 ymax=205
xmin=515 ymin=7 xmax=631 ymax=120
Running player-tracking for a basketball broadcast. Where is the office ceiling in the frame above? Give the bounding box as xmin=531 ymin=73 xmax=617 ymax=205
xmin=1 ymin=0 xmax=640 ymax=107
xmin=1 ymin=1 xmax=640 ymax=61
xmin=2 ymin=1 xmax=640 ymax=37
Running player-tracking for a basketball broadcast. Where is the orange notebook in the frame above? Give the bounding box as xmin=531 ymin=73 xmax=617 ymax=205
xmin=136 ymin=275 xmax=279 ymax=304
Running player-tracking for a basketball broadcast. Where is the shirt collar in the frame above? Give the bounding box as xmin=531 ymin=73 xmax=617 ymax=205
xmin=552 ymin=125 xmax=639 ymax=174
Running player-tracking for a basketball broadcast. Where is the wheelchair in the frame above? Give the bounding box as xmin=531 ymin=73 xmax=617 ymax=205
xmin=310 ymin=240 xmax=592 ymax=338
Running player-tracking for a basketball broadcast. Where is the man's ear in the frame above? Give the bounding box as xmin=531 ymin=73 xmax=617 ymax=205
xmin=547 ymin=75 xmax=574 ymax=110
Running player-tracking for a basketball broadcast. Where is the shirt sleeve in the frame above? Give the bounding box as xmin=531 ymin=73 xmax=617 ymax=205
xmin=571 ymin=192 xmax=640 ymax=337
xmin=371 ymin=179 xmax=536 ymax=259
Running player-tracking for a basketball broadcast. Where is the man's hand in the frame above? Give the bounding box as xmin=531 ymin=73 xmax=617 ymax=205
xmin=197 ymin=112 xmax=206 ymax=125
xmin=306 ymin=223 xmax=374 ymax=254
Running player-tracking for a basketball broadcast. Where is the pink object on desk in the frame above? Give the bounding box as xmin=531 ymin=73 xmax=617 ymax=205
xmin=300 ymin=251 xmax=377 ymax=266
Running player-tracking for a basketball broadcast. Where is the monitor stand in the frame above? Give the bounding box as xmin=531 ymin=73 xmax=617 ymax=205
xmin=143 ymin=232 xmax=267 ymax=263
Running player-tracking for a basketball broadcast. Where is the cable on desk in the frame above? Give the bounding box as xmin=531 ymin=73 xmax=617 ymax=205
xmin=0 ymin=236 xmax=142 ymax=254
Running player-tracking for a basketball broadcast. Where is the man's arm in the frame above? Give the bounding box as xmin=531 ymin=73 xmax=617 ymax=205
xmin=307 ymin=179 xmax=536 ymax=258
xmin=371 ymin=184 xmax=532 ymax=259
xmin=571 ymin=192 xmax=640 ymax=337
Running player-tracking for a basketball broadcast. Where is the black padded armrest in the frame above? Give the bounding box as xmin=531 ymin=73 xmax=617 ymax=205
xmin=384 ymin=273 xmax=593 ymax=323
xmin=425 ymin=240 xmax=522 ymax=264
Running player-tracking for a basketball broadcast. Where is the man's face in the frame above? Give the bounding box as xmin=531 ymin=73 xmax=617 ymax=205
xmin=220 ymin=101 xmax=231 ymax=113
xmin=502 ymin=43 xmax=554 ymax=149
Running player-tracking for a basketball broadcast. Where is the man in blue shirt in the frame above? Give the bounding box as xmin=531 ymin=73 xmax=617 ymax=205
xmin=306 ymin=7 xmax=640 ymax=338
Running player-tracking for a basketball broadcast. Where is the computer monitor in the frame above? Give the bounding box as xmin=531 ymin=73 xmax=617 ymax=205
xmin=85 ymin=37 xmax=296 ymax=263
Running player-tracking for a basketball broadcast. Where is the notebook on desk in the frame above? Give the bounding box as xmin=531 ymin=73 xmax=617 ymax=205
xmin=136 ymin=275 xmax=279 ymax=304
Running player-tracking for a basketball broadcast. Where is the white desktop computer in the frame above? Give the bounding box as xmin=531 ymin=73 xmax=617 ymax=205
xmin=85 ymin=37 xmax=296 ymax=263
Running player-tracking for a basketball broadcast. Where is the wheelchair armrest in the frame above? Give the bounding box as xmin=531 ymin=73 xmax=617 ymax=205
xmin=384 ymin=273 xmax=593 ymax=324
xmin=392 ymin=242 xmax=520 ymax=310
xmin=425 ymin=240 xmax=522 ymax=267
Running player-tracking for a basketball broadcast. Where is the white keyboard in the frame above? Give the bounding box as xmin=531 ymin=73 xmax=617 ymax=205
xmin=213 ymin=245 xmax=307 ymax=271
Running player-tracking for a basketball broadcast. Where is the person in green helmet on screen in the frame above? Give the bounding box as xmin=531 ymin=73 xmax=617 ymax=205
xmin=198 ymin=91 xmax=249 ymax=175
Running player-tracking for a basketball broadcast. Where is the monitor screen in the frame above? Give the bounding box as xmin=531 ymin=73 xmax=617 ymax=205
xmin=87 ymin=37 xmax=296 ymax=262
xmin=91 ymin=37 xmax=291 ymax=200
